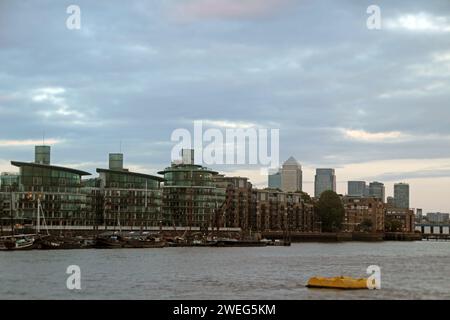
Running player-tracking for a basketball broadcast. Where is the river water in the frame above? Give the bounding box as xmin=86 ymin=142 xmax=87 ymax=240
xmin=1 ymin=241 xmax=449 ymax=300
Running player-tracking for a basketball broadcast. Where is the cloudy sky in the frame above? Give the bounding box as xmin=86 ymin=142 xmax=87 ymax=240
xmin=1 ymin=0 xmax=450 ymax=213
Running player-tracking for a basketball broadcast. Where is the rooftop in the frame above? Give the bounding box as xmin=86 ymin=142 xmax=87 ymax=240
xmin=11 ymin=161 xmax=91 ymax=176
xmin=96 ymin=168 xmax=164 ymax=182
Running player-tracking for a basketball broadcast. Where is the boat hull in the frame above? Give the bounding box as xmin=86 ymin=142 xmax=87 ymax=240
xmin=2 ymin=238 xmax=35 ymax=251
xmin=306 ymin=276 xmax=368 ymax=290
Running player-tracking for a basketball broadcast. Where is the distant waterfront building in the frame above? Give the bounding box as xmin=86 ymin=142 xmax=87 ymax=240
xmin=158 ymin=150 xmax=225 ymax=228
xmin=280 ymin=157 xmax=302 ymax=192
xmin=251 ymin=188 xmax=316 ymax=232
xmin=347 ymin=181 xmax=366 ymax=197
xmin=268 ymin=169 xmax=282 ymax=189
xmin=214 ymin=175 xmax=252 ymax=230
xmin=385 ymin=208 xmax=415 ymax=233
xmin=368 ymin=182 xmax=385 ymax=202
xmin=0 ymin=172 xmax=19 ymax=192
xmin=343 ymin=196 xmax=385 ymax=232
xmin=1 ymin=145 xmax=321 ymax=234
xmin=95 ymin=153 xmax=163 ymax=228
xmin=394 ymin=183 xmax=410 ymax=209
xmin=314 ymin=168 xmax=336 ymax=198
xmin=426 ymin=212 xmax=450 ymax=224
xmin=6 ymin=146 xmax=92 ymax=229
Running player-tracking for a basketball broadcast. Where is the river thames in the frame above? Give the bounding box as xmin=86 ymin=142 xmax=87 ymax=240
xmin=1 ymin=241 xmax=449 ymax=299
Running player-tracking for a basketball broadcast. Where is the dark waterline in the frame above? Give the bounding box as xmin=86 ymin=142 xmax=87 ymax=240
xmin=1 ymin=241 xmax=449 ymax=300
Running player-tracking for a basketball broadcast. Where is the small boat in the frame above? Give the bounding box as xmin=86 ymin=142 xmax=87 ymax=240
xmin=34 ymin=236 xmax=93 ymax=250
xmin=262 ymin=239 xmax=291 ymax=246
xmin=306 ymin=276 xmax=368 ymax=290
xmin=122 ymin=237 xmax=166 ymax=248
xmin=211 ymin=238 xmax=267 ymax=247
xmin=94 ymin=235 xmax=124 ymax=249
xmin=2 ymin=236 xmax=35 ymax=251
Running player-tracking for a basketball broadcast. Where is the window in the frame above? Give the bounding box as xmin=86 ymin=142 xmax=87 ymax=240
xmin=33 ymin=177 xmax=42 ymax=185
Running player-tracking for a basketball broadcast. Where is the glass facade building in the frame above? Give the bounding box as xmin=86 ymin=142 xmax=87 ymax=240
xmin=368 ymin=181 xmax=385 ymax=203
xmin=314 ymin=168 xmax=336 ymax=198
xmin=2 ymin=161 xmax=91 ymax=228
xmin=158 ymin=164 xmax=226 ymax=228
xmin=96 ymin=168 xmax=163 ymax=228
xmin=394 ymin=183 xmax=409 ymax=209
xmin=347 ymin=181 xmax=367 ymax=197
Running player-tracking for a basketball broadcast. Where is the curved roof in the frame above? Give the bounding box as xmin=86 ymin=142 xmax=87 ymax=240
xmin=158 ymin=164 xmax=218 ymax=175
xmin=96 ymin=168 xmax=164 ymax=182
xmin=11 ymin=161 xmax=91 ymax=176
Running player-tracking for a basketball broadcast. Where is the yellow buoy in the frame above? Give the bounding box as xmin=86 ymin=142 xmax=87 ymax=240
xmin=306 ymin=276 xmax=368 ymax=290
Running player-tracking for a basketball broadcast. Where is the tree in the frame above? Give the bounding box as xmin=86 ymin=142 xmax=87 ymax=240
xmin=316 ymin=191 xmax=345 ymax=232
xmin=359 ymin=219 xmax=373 ymax=232
xmin=385 ymin=220 xmax=403 ymax=232
xmin=297 ymin=191 xmax=312 ymax=203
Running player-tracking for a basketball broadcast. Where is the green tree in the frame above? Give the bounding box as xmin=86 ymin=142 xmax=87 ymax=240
xmin=359 ymin=219 xmax=373 ymax=232
xmin=385 ymin=220 xmax=403 ymax=232
xmin=317 ymin=190 xmax=345 ymax=232
xmin=297 ymin=191 xmax=312 ymax=203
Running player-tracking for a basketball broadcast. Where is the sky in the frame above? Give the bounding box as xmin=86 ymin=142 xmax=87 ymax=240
xmin=1 ymin=0 xmax=450 ymax=213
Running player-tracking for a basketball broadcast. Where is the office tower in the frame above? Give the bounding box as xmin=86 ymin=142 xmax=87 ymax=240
xmin=368 ymin=181 xmax=385 ymax=202
xmin=268 ymin=169 xmax=282 ymax=189
xmin=387 ymin=196 xmax=395 ymax=206
xmin=315 ymin=168 xmax=336 ymax=198
xmin=280 ymin=157 xmax=302 ymax=192
xmin=394 ymin=183 xmax=410 ymax=209
xmin=348 ymin=181 xmax=366 ymax=197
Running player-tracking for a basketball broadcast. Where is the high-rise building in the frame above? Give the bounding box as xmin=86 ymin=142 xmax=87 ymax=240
xmin=387 ymin=196 xmax=395 ymax=206
xmin=314 ymin=168 xmax=336 ymax=198
xmin=368 ymin=181 xmax=385 ymax=202
xmin=268 ymin=169 xmax=282 ymax=189
xmin=280 ymin=157 xmax=302 ymax=192
xmin=347 ymin=181 xmax=366 ymax=197
xmin=394 ymin=183 xmax=410 ymax=209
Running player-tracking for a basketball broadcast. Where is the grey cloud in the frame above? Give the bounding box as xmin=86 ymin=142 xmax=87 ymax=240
xmin=0 ymin=0 xmax=450 ymax=178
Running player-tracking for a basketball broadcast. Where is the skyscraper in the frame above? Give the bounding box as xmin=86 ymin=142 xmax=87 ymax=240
xmin=368 ymin=181 xmax=385 ymax=202
xmin=280 ymin=157 xmax=302 ymax=192
xmin=347 ymin=181 xmax=366 ymax=197
xmin=387 ymin=196 xmax=395 ymax=206
xmin=315 ymin=168 xmax=336 ymax=198
xmin=394 ymin=183 xmax=410 ymax=209
xmin=268 ymin=169 xmax=282 ymax=189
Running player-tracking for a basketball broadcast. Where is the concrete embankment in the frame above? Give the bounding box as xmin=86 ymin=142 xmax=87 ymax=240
xmin=262 ymin=231 xmax=414 ymax=242
xmin=384 ymin=232 xmax=422 ymax=241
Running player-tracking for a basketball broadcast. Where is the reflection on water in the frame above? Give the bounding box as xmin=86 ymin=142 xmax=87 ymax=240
xmin=1 ymin=241 xmax=450 ymax=299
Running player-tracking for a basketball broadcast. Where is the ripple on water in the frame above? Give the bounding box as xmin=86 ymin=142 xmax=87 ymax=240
xmin=1 ymin=241 xmax=450 ymax=299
